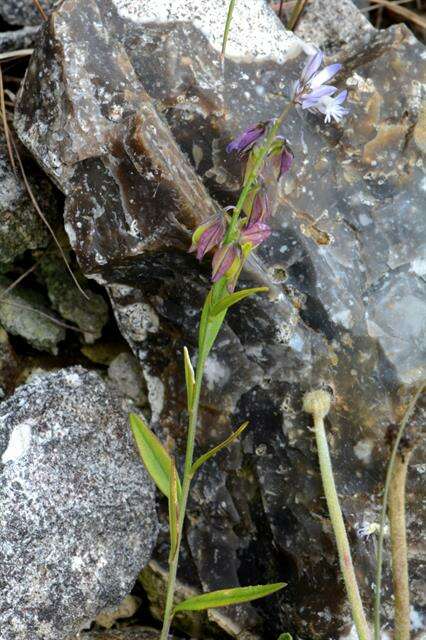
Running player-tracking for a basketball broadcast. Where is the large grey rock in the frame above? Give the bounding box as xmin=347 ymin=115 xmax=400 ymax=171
xmin=0 ymin=0 xmax=55 ymax=26
xmin=14 ymin=0 xmax=426 ymax=637
xmin=0 ymin=137 xmax=59 ymax=265
xmin=0 ymin=367 xmax=158 ymax=640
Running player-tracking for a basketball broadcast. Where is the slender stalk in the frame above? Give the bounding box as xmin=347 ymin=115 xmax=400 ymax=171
xmin=312 ymin=410 xmax=371 ymax=640
xmin=287 ymin=0 xmax=309 ymax=30
xmin=221 ymin=0 xmax=237 ymax=59
xmin=373 ymin=384 xmax=424 ymax=640
xmin=159 ymin=348 xmax=207 ymax=640
xmin=225 ymin=101 xmax=293 ymax=243
xmin=389 ymin=452 xmax=412 ymax=640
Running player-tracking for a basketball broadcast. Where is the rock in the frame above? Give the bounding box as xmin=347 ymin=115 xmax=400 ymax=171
xmin=108 ymin=352 xmax=147 ymax=406
xmin=14 ymin=0 xmax=426 ymax=637
xmin=0 ymin=137 xmax=59 ymax=266
xmin=0 ymin=328 xmax=20 ymax=399
xmin=0 ymin=0 xmax=54 ymax=26
xmin=95 ymin=595 xmax=140 ymax=629
xmin=39 ymin=252 xmax=109 ymax=343
xmin=0 ymin=26 xmax=40 ymax=53
xmin=0 ymin=367 xmax=158 ymax=640
xmin=79 ymin=629 xmax=167 ymax=640
xmin=294 ymin=0 xmax=374 ymax=51
xmin=0 ymin=275 xmax=65 ymax=354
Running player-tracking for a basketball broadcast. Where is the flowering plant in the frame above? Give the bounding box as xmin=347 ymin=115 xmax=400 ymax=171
xmin=130 ymin=43 xmax=354 ymax=640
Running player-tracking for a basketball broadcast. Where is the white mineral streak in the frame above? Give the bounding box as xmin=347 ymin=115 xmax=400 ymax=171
xmin=143 ymin=370 xmax=164 ymax=424
xmin=2 ymin=419 xmax=34 ymax=464
xmin=112 ymin=0 xmax=298 ymax=63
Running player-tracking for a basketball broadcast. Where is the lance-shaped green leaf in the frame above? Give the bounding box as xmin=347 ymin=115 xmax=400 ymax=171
xmin=198 ymin=286 xmax=227 ymax=361
xmin=278 ymin=634 xmax=293 ymax=640
xmin=174 ymin=582 xmax=285 ymax=613
xmin=191 ymin=422 xmax=250 ymax=476
xmin=210 ymin=287 xmax=268 ymax=316
xmin=183 ymin=346 xmax=195 ymax=410
xmin=168 ymin=461 xmax=179 ymax=561
xmin=130 ymin=413 xmax=181 ymax=500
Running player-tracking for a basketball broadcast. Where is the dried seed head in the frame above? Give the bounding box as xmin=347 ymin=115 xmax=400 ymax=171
xmin=303 ymin=389 xmax=332 ymax=419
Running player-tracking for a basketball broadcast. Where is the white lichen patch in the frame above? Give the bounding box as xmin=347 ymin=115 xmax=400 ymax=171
xmin=354 ymin=438 xmax=374 ymax=464
xmin=204 ymin=355 xmax=230 ymax=392
xmin=2 ymin=419 xmax=34 ymax=464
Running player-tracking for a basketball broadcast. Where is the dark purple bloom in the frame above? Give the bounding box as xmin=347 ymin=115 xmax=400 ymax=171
xmin=190 ymin=215 xmax=225 ymax=261
xmin=249 ymin=188 xmax=271 ymax=226
xmin=240 ymin=221 xmax=271 ymax=249
xmin=278 ymin=146 xmax=294 ymax=178
xmin=212 ymin=244 xmax=241 ymax=282
xmin=226 ymin=123 xmax=267 ymax=155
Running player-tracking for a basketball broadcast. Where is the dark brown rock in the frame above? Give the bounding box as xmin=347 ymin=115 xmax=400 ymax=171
xmin=14 ymin=0 xmax=426 ymax=637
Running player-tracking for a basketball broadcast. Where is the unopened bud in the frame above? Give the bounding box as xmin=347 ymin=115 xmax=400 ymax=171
xmin=303 ymin=389 xmax=332 ymax=419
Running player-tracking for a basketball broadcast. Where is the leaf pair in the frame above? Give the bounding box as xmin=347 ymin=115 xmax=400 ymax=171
xmin=174 ymin=582 xmax=285 ymax=614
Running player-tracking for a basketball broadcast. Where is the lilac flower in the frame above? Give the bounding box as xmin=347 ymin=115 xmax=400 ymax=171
xmin=240 ymin=221 xmax=271 ymax=249
xmin=293 ymin=49 xmax=344 ymax=115
xmin=313 ymin=90 xmax=349 ymax=123
xmin=249 ymin=188 xmax=271 ymax=226
xmin=212 ymin=244 xmax=241 ymax=282
xmin=190 ymin=214 xmax=225 ymax=261
xmin=226 ymin=122 xmax=267 ymax=155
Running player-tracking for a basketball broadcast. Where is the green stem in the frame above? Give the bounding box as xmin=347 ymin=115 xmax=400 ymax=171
xmin=389 ymin=452 xmax=412 ymax=640
xmin=373 ymin=384 xmax=424 ymax=640
xmin=159 ymin=347 xmax=207 ymax=640
xmin=314 ymin=413 xmax=371 ymax=640
xmin=224 ymin=101 xmax=293 ymax=244
xmin=221 ymin=0 xmax=237 ymax=58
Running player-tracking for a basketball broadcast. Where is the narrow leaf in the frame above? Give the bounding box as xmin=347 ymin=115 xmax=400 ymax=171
xmin=174 ymin=582 xmax=285 ymax=613
xmin=210 ymin=287 xmax=268 ymax=316
xmin=168 ymin=461 xmax=179 ymax=561
xmin=130 ymin=413 xmax=181 ymax=500
xmin=183 ymin=346 xmax=195 ymax=410
xmin=191 ymin=421 xmax=250 ymax=476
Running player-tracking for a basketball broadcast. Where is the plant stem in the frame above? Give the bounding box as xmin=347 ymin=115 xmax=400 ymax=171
xmin=225 ymin=101 xmax=293 ymax=243
xmin=373 ymin=384 xmax=424 ymax=640
xmin=160 ymin=99 xmax=294 ymax=639
xmin=313 ymin=413 xmax=371 ymax=640
xmin=159 ymin=348 xmax=207 ymax=640
xmin=221 ymin=0 xmax=237 ymax=58
xmin=389 ymin=451 xmax=412 ymax=640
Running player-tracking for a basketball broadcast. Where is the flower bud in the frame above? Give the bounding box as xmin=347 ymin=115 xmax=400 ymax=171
xmin=303 ymin=389 xmax=332 ymax=419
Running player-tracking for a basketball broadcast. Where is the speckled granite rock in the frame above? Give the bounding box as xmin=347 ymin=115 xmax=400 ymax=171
xmin=0 ymin=26 xmax=40 ymax=53
xmin=0 ymin=367 xmax=158 ymax=640
xmin=14 ymin=0 xmax=426 ymax=637
xmin=0 ymin=0 xmax=54 ymax=26
xmin=0 ymin=138 xmax=59 ymax=265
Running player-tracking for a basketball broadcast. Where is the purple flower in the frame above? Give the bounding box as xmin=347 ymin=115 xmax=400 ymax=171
xmin=190 ymin=215 xmax=225 ymax=261
xmin=313 ymin=90 xmax=349 ymax=123
xmin=226 ymin=123 xmax=267 ymax=155
xmin=240 ymin=221 xmax=271 ymax=249
xmin=212 ymin=244 xmax=241 ymax=282
xmin=249 ymin=188 xmax=271 ymax=226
